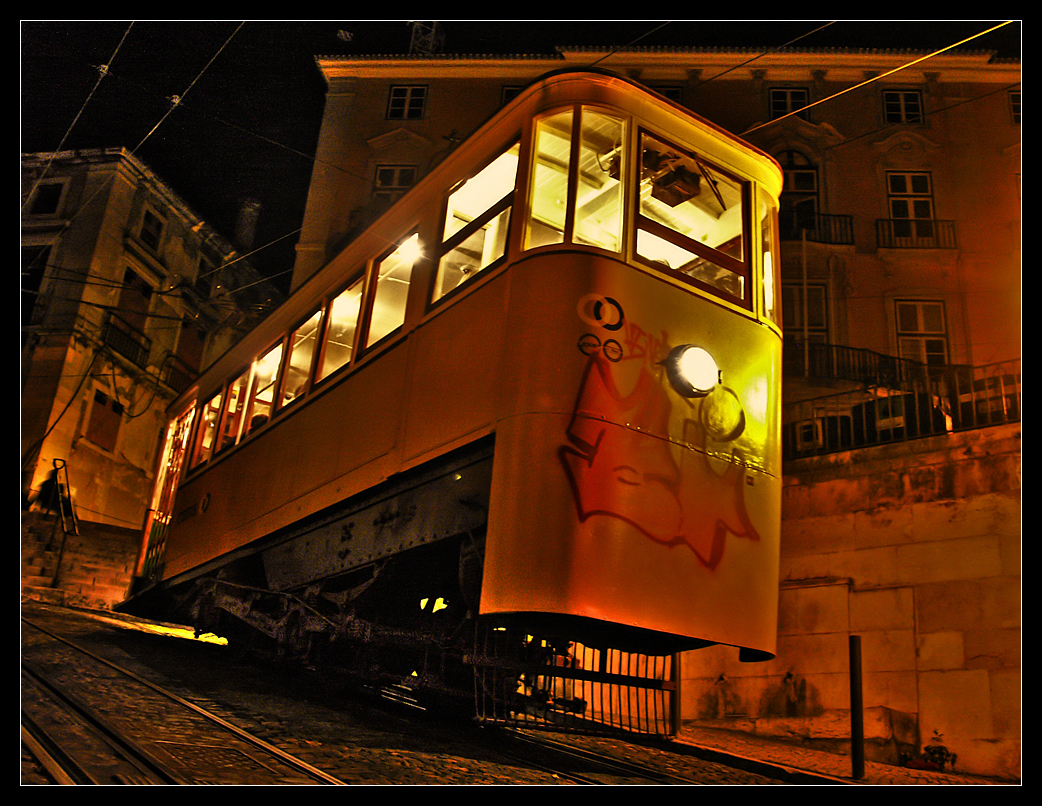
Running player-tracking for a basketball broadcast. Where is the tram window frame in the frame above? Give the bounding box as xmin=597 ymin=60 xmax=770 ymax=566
xmin=279 ymin=308 xmax=323 ymax=408
xmin=432 ymin=141 xmax=520 ymax=304
xmin=365 ymin=233 xmax=422 ymax=350
xmin=189 ymin=389 xmax=224 ymax=470
xmin=634 ymin=129 xmax=753 ymax=309
xmin=240 ymin=339 xmax=285 ymax=439
xmin=215 ymin=367 xmax=250 ymax=455
xmin=316 ymin=273 xmax=366 ymax=384
xmin=523 ymin=105 xmax=626 ymax=255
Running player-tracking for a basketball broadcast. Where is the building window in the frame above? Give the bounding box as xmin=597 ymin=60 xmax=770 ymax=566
xmin=1009 ymin=89 xmax=1021 ymax=124
xmin=501 ymin=85 xmax=524 ymax=105
xmin=653 ymin=86 xmax=684 ymax=104
xmin=22 ymin=245 xmax=50 ymax=329
xmin=85 ymin=389 xmax=124 ymax=453
xmin=782 ymin=284 xmax=829 ymax=344
xmin=770 ymin=88 xmax=810 ymax=121
xmin=883 ymin=90 xmax=924 ymax=124
xmin=27 ymin=181 xmax=64 ymax=215
xmin=387 ymin=85 xmax=427 ymax=120
xmin=373 ymin=165 xmax=417 ymax=205
xmin=777 ymin=151 xmax=818 ymax=239
xmin=140 ymin=208 xmax=165 ymax=251
xmin=895 ymin=300 xmax=948 ymax=368
xmin=118 ymin=267 xmax=153 ymax=334
xmin=887 ymin=171 xmax=935 ymax=241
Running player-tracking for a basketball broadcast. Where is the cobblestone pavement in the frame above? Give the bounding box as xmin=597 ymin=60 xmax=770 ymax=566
xmin=21 ymin=601 xmax=1017 ymax=785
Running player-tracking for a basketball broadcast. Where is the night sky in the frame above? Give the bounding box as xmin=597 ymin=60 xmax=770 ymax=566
xmin=20 ymin=20 xmax=1021 ymax=294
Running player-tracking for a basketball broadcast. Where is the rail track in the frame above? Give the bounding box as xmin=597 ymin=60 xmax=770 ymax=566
xmin=21 ymin=606 xmax=790 ymax=784
xmin=21 ymin=618 xmax=346 ymax=785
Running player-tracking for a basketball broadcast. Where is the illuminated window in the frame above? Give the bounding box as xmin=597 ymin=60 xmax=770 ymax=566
xmin=319 ymin=277 xmax=364 ymax=381
xmin=433 ymin=143 xmax=519 ymax=301
xmin=242 ymin=341 xmax=284 ymax=437
xmin=366 ymin=235 xmax=420 ymax=347
xmin=883 ymin=90 xmax=923 ymax=124
xmin=85 ymin=390 xmax=123 ymax=453
xmin=190 ymin=391 xmax=223 ymax=468
xmin=770 ymin=88 xmax=809 ymax=121
xmin=387 ymin=85 xmax=427 ymax=120
xmin=281 ymin=310 xmax=322 ymax=406
xmin=635 ymin=131 xmax=749 ymax=305
xmin=524 ymin=107 xmax=624 ymax=253
xmin=896 ymin=300 xmax=948 ymax=368
xmin=760 ymin=197 xmax=780 ymax=326
xmin=216 ymin=370 xmax=249 ymax=453
xmin=526 ymin=109 xmax=573 ymax=248
xmin=574 ymin=109 xmax=624 ymax=251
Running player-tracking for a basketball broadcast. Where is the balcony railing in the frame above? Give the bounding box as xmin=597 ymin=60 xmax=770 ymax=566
xmin=161 ymin=356 xmax=197 ymax=394
xmin=876 ymin=218 xmax=957 ymax=249
xmin=103 ymin=313 xmax=151 ymax=368
xmin=779 ymin=211 xmax=854 ymax=245
xmin=783 ymin=358 xmax=1020 ymax=459
xmin=785 ymin=341 xmax=929 ymax=388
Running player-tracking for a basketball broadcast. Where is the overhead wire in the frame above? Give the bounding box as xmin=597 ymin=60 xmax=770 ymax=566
xmin=21 ymin=21 xmax=135 ymax=212
xmin=742 ymin=20 xmax=1015 ymax=135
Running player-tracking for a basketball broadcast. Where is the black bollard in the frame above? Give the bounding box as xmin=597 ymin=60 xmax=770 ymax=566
xmin=849 ymin=634 xmax=865 ymax=779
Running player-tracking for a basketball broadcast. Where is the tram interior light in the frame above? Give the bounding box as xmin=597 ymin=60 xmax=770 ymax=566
xmin=663 ymin=344 xmax=719 ymax=397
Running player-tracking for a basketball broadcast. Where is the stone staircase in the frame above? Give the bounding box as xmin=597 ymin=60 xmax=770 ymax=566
xmin=21 ymin=511 xmax=141 ymax=610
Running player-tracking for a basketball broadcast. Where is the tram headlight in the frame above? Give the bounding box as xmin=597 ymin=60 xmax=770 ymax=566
xmin=663 ymin=344 xmax=720 ymax=398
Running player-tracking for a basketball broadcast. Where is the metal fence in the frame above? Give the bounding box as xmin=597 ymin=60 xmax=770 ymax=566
xmin=471 ymin=628 xmax=676 ymax=737
xmin=783 ymin=359 xmax=1020 ymax=459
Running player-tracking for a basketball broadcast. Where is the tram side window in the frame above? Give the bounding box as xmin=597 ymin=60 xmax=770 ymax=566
xmin=526 ymin=109 xmax=573 ymax=248
xmin=636 ymin=132 xmax=749 ymax=304
xmin=574 ymin=110 xmax=624 ymax=252
xmin=217 ymin=370 xmax=249 ymax=453
xmin=524 ymin=107 xmax=624 ymax=253
xmin=242 ymin=342 xmax=284 ymax=437
xmin=433 ymin=143 xmax=519 ymax=301
xmin=760 ymin=195 xmax=781 ymax=326
xmin=366 ymin=234 xmax=421 ymax=348
xmin=281 ymin=310 xmax=322 ymax=406
xmin=189 ymin=391 xmax=223 ymax=469
xmin=319 ymin=277 xmax=364 ymax=381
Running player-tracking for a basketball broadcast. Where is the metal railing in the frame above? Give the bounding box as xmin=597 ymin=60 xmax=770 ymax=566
xmin=783 ymin=359 xmax=1020 ymax=459
xmin=103 ymin=313 xmax=152 ymax=368
xmin=785 ymin=341 xmax=929 ymax=389
xmin=779 ymin=211 xmax=854 ymax=245
xmin=876 ymin=218 xmax=957 ymax=249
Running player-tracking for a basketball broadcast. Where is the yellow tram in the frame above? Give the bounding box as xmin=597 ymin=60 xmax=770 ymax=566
xmin=127 ymin=68 xmax=784 ymax=726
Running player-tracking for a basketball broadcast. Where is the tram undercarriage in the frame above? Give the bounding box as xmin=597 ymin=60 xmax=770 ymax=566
xmin=128 ymin=442 xmax=678 ymax=736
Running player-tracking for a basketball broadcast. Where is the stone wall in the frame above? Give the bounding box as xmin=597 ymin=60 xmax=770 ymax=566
xmin=680 ymin=423 xmax=1021 ymax=780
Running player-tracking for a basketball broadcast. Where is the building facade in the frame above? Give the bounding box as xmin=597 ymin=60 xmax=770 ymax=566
xmin=289 ymin=44 xmax=1020 ymax=778
xmin=21 ymin=148 xmax=281 ymax=532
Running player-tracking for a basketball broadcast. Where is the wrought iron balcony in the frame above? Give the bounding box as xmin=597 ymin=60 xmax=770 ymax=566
xmin=779 ymin=211 xmax=854 ymax=245
xmin=782 ymin=357 xmax=1020 ymax=459
xmin=876 ymin=218 xmax=957 ymax=249
xmin=784 ymin=341 xmax=929 ymax=388
xmin=103 ymin=313 xmax=151 ymax=368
